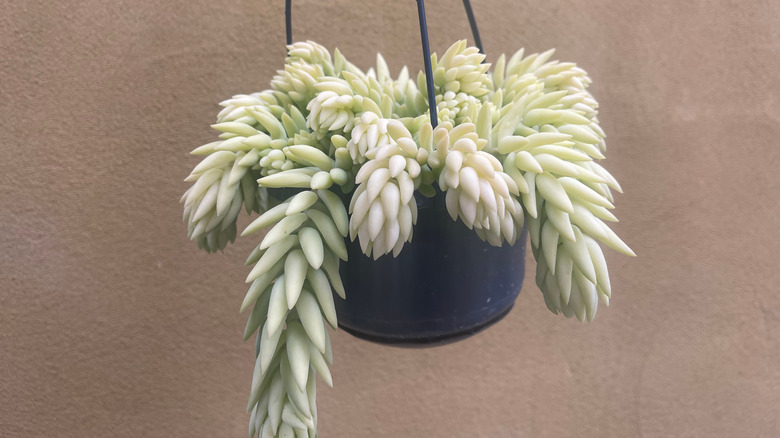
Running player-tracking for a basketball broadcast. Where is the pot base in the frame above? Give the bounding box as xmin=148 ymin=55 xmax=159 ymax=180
xmin=337 ymin=303 xmax=514 ymax=348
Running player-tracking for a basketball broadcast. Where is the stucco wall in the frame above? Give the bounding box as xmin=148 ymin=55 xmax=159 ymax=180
xmin=2 ymin=0 xmax=779 ymax=436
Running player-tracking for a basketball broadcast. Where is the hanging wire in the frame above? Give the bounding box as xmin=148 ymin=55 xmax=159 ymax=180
xmin=282 ymin=0 xmax=485 ymax=127
xmin=285 ymin=0 xmax=292 ymax=45
xmin=415 ymin=0 xmax=437 ymax=127
xmin=461 ymin=0 xmax=483 ymax=54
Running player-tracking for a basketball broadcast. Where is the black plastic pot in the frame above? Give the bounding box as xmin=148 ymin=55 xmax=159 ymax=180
xmin=335 ymin=190 xmax=528 ymax=347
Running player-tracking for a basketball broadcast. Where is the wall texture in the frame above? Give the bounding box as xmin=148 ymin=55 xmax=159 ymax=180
xmin=2 ymin=0 xmax=780 ymax=436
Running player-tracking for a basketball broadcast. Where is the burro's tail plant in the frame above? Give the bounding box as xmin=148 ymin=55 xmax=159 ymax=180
xmin=181 ymin=40 xmax=634 ymax=437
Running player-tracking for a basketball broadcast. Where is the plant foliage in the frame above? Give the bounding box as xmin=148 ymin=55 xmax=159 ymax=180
xmin=181 ymin=40 xmax=634 ymax=437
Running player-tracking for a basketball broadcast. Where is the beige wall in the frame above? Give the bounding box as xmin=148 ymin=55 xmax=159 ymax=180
xmin=3 ymin=0 xmax=780 ymax=436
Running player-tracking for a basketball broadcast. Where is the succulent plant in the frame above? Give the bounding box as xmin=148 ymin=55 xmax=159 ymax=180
xmin=181 ymin=40 xmax=633 ymax=437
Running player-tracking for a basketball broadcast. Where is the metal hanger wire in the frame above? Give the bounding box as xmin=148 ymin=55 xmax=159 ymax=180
xmin=461 ymin=0 xmax=483 ymax=54
xmin=283 ymin=0 xmax=483 ymax=128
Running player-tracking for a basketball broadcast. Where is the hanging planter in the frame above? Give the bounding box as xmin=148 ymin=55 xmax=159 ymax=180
xmin=336 ymin=188 xmax=528 ymax=346
xmin=180 ymin=1 xmax=634 ymax=436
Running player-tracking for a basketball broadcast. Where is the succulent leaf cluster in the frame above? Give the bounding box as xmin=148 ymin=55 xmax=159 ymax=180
xmin=181 ymin=40 xmax=633 ymax=437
